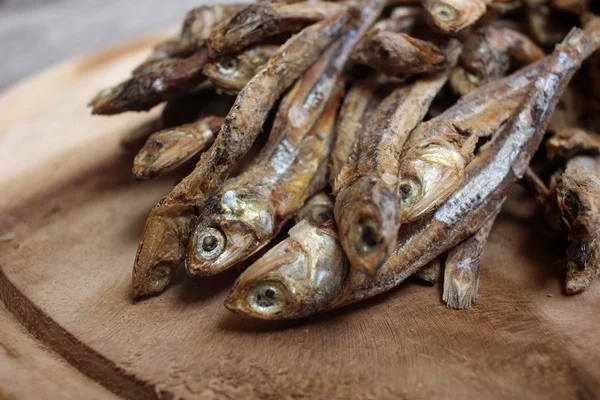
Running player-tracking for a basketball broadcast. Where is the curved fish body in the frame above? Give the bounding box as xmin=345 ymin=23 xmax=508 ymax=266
xmin=442 ymin=210 xmax=498 ymax=309
xmin=556 ymin=155 xmax=600 ymax=241
xmin=185 ymin=1 xmax=382 ymax=277
xmin=450 ymin=26 xmax=545 ymax=96
xmin=131 ymin=15 xmax=349 ymax=299
xmin=334 ymin=72 xmax=450 ymax=276
xmin=225 ymin=220 xmax=348 ymax=320
xmin=133 ymin=116 xmax=223 ymax=180
xmin=423 ymin=0 xmax=487 ymax=34
xmin=208 ymin=2 xmax=347 ymax=57
xmin=546 ymin=128 xmax=600 ymax=159
xmin=352 ymin=31 xmax=460 ymax=77
xmin=295 ymin=192 xmax=335 ymax=225
xmin=203 ymin=45 xmax=279 ymax=95
xmin=398 ymin=57 xmax=549 ymax=223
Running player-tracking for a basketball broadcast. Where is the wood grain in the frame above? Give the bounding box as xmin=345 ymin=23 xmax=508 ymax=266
xmin=1 ymin=33 xmax=600 ymax=400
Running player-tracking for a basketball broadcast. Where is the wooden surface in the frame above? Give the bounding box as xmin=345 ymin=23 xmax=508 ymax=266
xmin=1 ymin=34 xmax=600 ymax=400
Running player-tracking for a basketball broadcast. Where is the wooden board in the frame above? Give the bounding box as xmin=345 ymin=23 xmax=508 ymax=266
xmin=1 ymin=34 xmax=600 ymax=400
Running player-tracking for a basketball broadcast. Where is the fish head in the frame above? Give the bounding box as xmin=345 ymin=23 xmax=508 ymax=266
xmin=424 ymin=0 xmax=486 ymax=34
xmin=296 ymin=193 xmax=334 ymax=225
xmin=225 ymin=221 xmax=347 ymax=319
xmin=203 ymin=56 xmax=251 ymax=94
xmin=187 ymin=188 xmax=276 ymax=275
xmin=399 ymin=142 xmax=465 ymax=222
xmin=335 ymin=176 xmax=400 ymax=276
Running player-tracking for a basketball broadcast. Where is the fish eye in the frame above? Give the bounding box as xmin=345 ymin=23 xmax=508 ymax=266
xmin=355 ymin=219 xmax=382 ymax=255
xmin=249 ymin=282 xmax=287 ymax=314
xmin=311 ymin=206 xmax=333 ymax=225
xmin=433 ymin=4 xmax=459 ymax=22
xmin=399 ymin=178 xmax=422 ymax=208
xmin=218 ymin=57 xmax=237 ymax=75
xmin=195 ymin=226 xmax=226 ymax=260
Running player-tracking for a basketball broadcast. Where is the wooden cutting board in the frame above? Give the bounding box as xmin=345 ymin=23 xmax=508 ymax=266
xmin=1 ymin=33 xmax=599 ymax=400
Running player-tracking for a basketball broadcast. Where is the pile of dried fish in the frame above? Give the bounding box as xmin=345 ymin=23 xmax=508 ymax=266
xmin=90 ymin=0 xmax=600 ymax=319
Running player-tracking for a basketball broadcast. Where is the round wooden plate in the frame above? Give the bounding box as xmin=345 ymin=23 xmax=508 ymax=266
xmin=1 ymin=34 xmax=599 ymax=400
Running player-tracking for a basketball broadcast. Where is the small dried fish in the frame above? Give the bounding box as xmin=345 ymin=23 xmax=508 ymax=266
xmin=180 ymin=4 xmax=246 ymax=52
xmin=89 ymin=51 xmax=210 ymax=115
xmin=546 ymin=128 xmax=600 ymax=159
xmin=208 ymin=2 xmax=347 ymax=57
xmin=565 ymin=230 xmax=600 ymax=294
xmin=187 ymin=2 xmax=382 ymax=276
xmin=329 ymin=74 xmax=394 ymax=183
xmin=203 ymin=45 xmax=279 ymax=95
xmin=295 ymin=192 xmax=335 ymax=225
xmin=370 ymin=6 xmax=423 ymax=33
xmin=187 ymin=81 xmax=343 ymax=275
xmin=334 ymin=72 xmax=450 ymax=276
xmin=133 ymin=116 xmax=223 ymax=180
xmin=131 ymin=15 xmax=349 ymax=298
xmin=414 ymin=258 xmax=441 ymax=284
xmin=225 ymin=220 xmax=347 ymax=319
xmin=423 ymin=0 xmax=487 ymax=34
xmin=442 ymin=210 xmax=498 ymax=309
xmin=450 ymin=26 xmax=545 ymax=96
xmin=556 ymin=155 xmax=600 ymax=241
xmin=352 ymin=31 xmax=460 ymax=77
xmin=398 ymin=57 xmax=548 ymax=223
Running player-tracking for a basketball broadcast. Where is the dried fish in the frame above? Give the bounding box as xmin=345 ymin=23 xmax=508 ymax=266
xmin=208 ymin=2 xmax=347 ymax=57
xmin=370 ymin=6 xmax=423 ymax=34
xmin=203 ymin=45 xmax=279 ymax=95
xmin=295 ymin=193 xmax=335 ymax=225
xmin=187 ymin=81 xmax=343 ymax=275
xmin=565 ymin=230 xmax=600 ymax=294
xmin=442 ymin=210 xmax=498 ymax=309
xmin=334 ymin=72 xmax=450 ymax=276
xmin=398 ymin=57 xmax=548 ymax=223
xmin=450 ymin=26 xmax=544 ymax=96
xmin=186 ymin=2 xmax=382 ymax=276
xmin=329 ymin=74 xmax=394 ymax=184
xmin=546 ymin=128 xmax=600 ymax=159
xmin=556 ymin=155 xmax=600 ymax=241
xmin=131 ymin=15 xmax=349 ymax=298
xmin=528 ymin=4 xmax=575 ymax=46
xmin=225 ymin=220 xmax=347 ymax=319
xmin=414 ymin=258 xmax=441 ymax=284
xmin=120 ymin=117 xmax=165 ymax=153
xmin=352 ymin=31 xmax=460 ymax=77
xmin=423 ymin=0 xmax=487 ymax=34
xmin=89 ymin=51 xmax=210 ymax=115
xmin=133 ymin=116 xmax=223 ymax=180
xmin=180 ymin=4 xmax=246 ymax=52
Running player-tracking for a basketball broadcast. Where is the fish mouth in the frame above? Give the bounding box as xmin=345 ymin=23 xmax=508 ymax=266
xmin=335 ymin=178 xmax=399 ymax=276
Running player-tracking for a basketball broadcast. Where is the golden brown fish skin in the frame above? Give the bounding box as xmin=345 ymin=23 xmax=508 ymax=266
xmin=442 ymin=210 xmax=497 ymax=309
xmin=132 ymin=116 xmax=223 ymax=180
xmin=556 ymin=155 xmax=600 ymax=241
xmin=352 ymin=31 xmax=459 ymax=77
xmin=546 ymin=128 xmax=600 ymax=159
xmin=399 ymin=58 xmax=548 ymax=223
xmin=450 ymin=26 xmax=545 ymax=96
xmin=131 ymin=15 xmax=349 ymax=299
xmin=413 ymin=258 xmax=441 ymax=284
xmin=208 ymin=2 xmax=347 ymax=57
xmin=334 ymin=72 xmax=450 ymax=276
xmin=295 ymin=193 xmax=335 ymax=225
xmin=565 ymin=230 xmax=600 ymax=294
xmin=332 ymin=28 xmax=595 ymax=307
xmin=184 ymin=3 xmax=382 ymax=277
xmin=329 ymin=74 xmax=396 ymax=184
xmin=423 ymin=0 xmax=487 ymax=34
xmin=225 ymin=220 xmax=348 ymax=320
xmin=203 ymin=45 xmax=280 ymax=95
xmin=187 ymin=83 xmax=343 ymax=276
xmin=180 ymin=4 xmax=246 ymax=52
xmin=89 ymin=50 xmax=210 ymax=115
